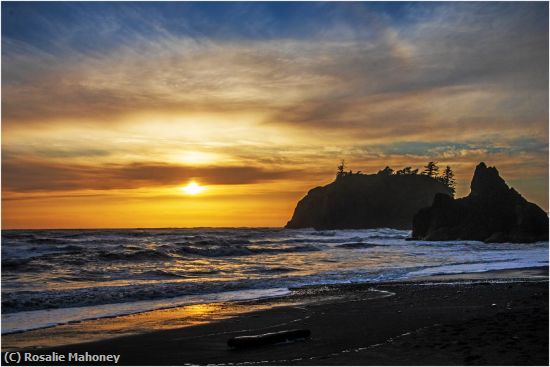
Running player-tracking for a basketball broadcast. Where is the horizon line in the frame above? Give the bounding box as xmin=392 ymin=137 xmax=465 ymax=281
xmin=1 ymin=226 xmax=289 ymax=231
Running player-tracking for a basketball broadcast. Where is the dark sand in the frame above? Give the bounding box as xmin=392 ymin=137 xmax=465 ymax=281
xmin=4 ymin=268 xmax=548 ymax=365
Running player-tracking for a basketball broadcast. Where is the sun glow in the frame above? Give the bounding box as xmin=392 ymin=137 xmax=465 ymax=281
xmin=181 ymin=181 xmax=205 ymax=195
xmin=172 ymin=151 xmax=224 ymax=165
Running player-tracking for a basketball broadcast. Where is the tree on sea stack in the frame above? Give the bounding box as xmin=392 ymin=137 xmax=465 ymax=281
xmin=396 ymin=166 xmax=419 ymax=175
xmin=422 ymin=161 xmax=439 ymax=177
xmin=336 ymin=160 xmax=346 ymax=179
xmin=377 ymin=166 xmax=394 ymax=175
xmin=441 ymin=165 xmax=456 ymax=196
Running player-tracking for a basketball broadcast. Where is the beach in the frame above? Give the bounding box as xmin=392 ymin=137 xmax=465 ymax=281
xmin=3 ymin=2 xmax=549 ymax=365
xmin=4 ymin=267 xmax=548 ymax=366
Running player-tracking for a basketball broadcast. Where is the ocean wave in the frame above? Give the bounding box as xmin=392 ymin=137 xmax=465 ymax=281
xmin=253 ymin=237 xmax=352 ymax=245
xmin=336 ymin=242 xmax=381 ymax=249
xmin=307 ymin=230 xmax=336 ymax=236
xmin=137 ymin=270 xmax=188 ymax=279
xmin=1 ymin=278 xmax=284 ymax=314
xmin=1 ymin=232 xmax=36 ymax=240
xmin=2 ymin=258 xmax=32 ymax=269
xmin=27 ymin=238 xmax=72 ymax=245
xmin=55 ymin=245 xmax=84 ymax=253
xmin=191 ymin=238 xmax=252 ymax=246
xmin=243 ymin=266 xmax=297 ymax=274
xmin=97 ymin=249 xmax=171 ymax=261
xmin=175 ymin=243 xmax=320 ymax=257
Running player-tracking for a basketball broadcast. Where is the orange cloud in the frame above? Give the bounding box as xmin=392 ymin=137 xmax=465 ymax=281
xmin=2 ymin=158 xmax=304 ymax=192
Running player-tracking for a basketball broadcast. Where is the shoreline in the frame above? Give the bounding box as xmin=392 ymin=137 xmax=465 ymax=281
xmin=2 ymin=266 xmax=548 ymax=365
xmin=407 ymin=266 xmax=549 ymax=282
xmin=3 ymin=266 xmax=547 ymax=344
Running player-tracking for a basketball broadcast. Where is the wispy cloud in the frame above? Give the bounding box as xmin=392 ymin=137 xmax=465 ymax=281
xmin=4 ymin=3 xmax=547 ymax=136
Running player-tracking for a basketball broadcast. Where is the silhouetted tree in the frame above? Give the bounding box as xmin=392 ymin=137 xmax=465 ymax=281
xmin=441 ymin=165 xmax=456 ymax=196
xmin=378 ymin=166 xmax=394 ymax=175
xmin=395 ymin=166 xmax=418 ymax=175
xmin=337 ymin=160 xmax=346 ymax=179
xmin=396 ymin=167 xmax=410 ymax=175
xmin=422 ymin=161 xmax=439 ymax=177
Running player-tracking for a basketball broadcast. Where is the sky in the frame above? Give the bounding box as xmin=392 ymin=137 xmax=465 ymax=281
xmin=2 ymin=2 xmax=548 ymax=229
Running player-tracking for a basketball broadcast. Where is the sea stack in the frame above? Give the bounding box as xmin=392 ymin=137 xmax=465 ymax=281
xmin=286 ymin=171 xmax=452 ymax=230
xmin=411 ymin=162 xmax=549 ymax=243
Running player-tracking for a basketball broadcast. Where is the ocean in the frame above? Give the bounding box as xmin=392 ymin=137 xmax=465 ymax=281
xmin=2 ymin=228 xmax=548 ymax=334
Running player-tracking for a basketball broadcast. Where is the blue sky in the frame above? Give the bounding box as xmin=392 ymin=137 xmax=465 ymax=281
xmin=2 ymin=2 xmax=415 ymax=42
xmin=4 ymin=2 xmax=547 ymax=50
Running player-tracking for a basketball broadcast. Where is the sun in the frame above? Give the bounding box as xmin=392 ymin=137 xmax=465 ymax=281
xmin=180 ymin=181 xmax=205 ymax=195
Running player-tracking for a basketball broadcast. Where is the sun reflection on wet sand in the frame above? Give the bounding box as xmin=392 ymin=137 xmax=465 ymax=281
xmin=1 ymin=301 xmax=296 ymax=351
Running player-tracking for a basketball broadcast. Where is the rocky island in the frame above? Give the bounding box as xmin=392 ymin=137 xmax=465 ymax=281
xmin=286 ymin=163 xmax=453 ymax=230
xmin=412 ymin=162 xmax=549 ymax=243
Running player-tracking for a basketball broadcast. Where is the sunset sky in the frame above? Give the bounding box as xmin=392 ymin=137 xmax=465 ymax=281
xmin=2 ymin=2 xmax=548 ymax=229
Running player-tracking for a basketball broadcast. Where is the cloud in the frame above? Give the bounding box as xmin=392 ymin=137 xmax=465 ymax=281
xmin=2 ymin=3 xmax=547 ymax=144
xmin=2 ymin=159 xmax=303 ymax=192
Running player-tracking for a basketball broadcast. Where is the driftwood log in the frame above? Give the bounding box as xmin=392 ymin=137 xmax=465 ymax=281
xmin=227 ymin=329 xmax=311 ymax=349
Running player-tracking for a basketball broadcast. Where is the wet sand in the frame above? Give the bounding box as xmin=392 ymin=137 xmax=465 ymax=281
xmin=4 ymin=267 xmax=548 ymax=365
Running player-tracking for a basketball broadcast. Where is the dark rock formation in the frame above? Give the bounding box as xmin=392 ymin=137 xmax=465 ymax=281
xmin=285 ymin=172 xmax=452 ymax=230
xmin=411 ymin=162 xmax=548 ymax=243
